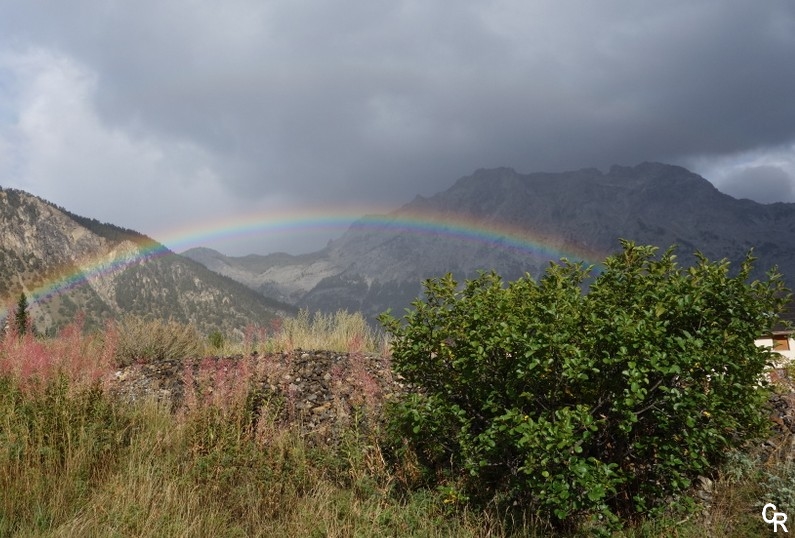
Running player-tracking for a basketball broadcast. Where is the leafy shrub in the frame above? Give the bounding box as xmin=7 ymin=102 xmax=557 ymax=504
xmin=113 ymin=315 xmax=203 ymax=367
xmin=379 ymin=241 xmax=788 ymax=530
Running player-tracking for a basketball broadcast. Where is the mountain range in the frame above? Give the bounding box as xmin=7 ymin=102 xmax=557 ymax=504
xmin=182 ymin=162 xmax=795 ymax=321
xmin=0 ymin=187 xmax=293 ymax=335
xmin=4 ymin=162 xmax=794 ymax=334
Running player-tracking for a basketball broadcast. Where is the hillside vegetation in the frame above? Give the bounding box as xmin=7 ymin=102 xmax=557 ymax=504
xmin=0 ymin=186 xmax=293 ymax=335
xmin=1 ymin=244 xmax=793 ymax=536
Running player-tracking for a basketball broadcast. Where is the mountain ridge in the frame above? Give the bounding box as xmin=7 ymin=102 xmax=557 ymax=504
xmin=0 ymin=187 xmax=295 ymax=334
xmin=5 ymin=161 xmax=791 ymax=333
xmin=183 ymin=162 xmax=795 ymax=320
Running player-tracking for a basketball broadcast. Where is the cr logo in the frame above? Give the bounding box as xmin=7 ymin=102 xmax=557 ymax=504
xmin=763 ymin=503 xmax=789 ymax=533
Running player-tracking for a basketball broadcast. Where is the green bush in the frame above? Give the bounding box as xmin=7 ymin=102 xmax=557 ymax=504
xmin=379 ymin=241 xmax=788 ymax=530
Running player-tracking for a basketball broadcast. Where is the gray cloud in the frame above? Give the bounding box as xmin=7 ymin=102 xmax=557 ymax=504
xmin=1 ymin=1 xmax=794 ymax=254
xmin=719 ymin=165 xmax=795 ymax=203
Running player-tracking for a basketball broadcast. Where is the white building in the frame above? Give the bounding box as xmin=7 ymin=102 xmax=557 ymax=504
xmin=756 ymin=331 xmax=795 ymax=364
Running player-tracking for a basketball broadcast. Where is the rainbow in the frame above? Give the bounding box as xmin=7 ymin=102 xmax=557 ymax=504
xmin=153 ymin=204 xmax=605 ymax=262
xmin=6 ymin=205 xmax=607 ymax=316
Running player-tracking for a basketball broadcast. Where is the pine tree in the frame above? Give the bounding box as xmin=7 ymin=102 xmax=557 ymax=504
xmin=14 ymin=292 xmax=29 ymax=336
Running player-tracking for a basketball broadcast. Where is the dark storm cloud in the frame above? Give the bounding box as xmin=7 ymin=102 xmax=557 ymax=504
xmin=1 ymin=1 xmax=794 ymax=253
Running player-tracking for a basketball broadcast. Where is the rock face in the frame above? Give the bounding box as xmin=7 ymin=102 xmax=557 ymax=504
xmin=108 ymin=350 xmax=404 ymax=441
xmin=183 ymin=162 xmax=795 ymax=321
xmin=0 ymin=187 xmax=294 ymax=334
xmin=183 ymin=247 xmax=342 ymax=305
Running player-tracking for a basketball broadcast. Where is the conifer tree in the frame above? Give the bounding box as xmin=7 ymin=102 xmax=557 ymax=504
xmin=14 ymin=292 xmax=29 ymax=336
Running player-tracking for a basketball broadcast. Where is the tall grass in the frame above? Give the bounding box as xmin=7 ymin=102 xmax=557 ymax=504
xmin=0 ymin=315 xmax=522 ymax=537
xmin=252 ymin=309 xmax=387 ymax=355
xmin=107 ymin=309 xmax=380 ymax=365
xmin=201 ymin=309 xmax=389 ymax=357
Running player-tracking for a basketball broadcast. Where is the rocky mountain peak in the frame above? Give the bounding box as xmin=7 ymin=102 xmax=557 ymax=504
xmin=185 ymin=162 xmax=795 ymax=323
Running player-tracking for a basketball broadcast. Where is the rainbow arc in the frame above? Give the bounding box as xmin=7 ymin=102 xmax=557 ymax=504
xmin=7 ymin=205 xmax=605 ymax=317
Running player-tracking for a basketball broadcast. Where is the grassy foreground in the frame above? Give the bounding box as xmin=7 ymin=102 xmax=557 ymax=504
xmin=0 ymin=312 xmax=790 ymax=536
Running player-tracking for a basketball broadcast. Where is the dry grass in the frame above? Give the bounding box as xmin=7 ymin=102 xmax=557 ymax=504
xmin=261 ymin=309 xmax=388 ymax=354
xmin=199 ymin=309 xmax=389 ymax=358
xmin=113 ymin=315 xmax=204 ymax=366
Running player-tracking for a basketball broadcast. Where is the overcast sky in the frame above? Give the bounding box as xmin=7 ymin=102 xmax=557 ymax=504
xmin=1 ymin=1 xmax=794 ymax=255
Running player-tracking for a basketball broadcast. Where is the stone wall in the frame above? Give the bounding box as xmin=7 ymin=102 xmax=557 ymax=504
xmin=109 ymin=349 xmax=406 ymax=442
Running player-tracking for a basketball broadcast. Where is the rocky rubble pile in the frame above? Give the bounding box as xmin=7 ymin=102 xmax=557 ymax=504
xmin=765 ymin=368 xmax=795 ymax=463
xmin=108 ymin=350 xmax=406 ymax=441
xmin=769 ymin=391 xmax=795 ymax=436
